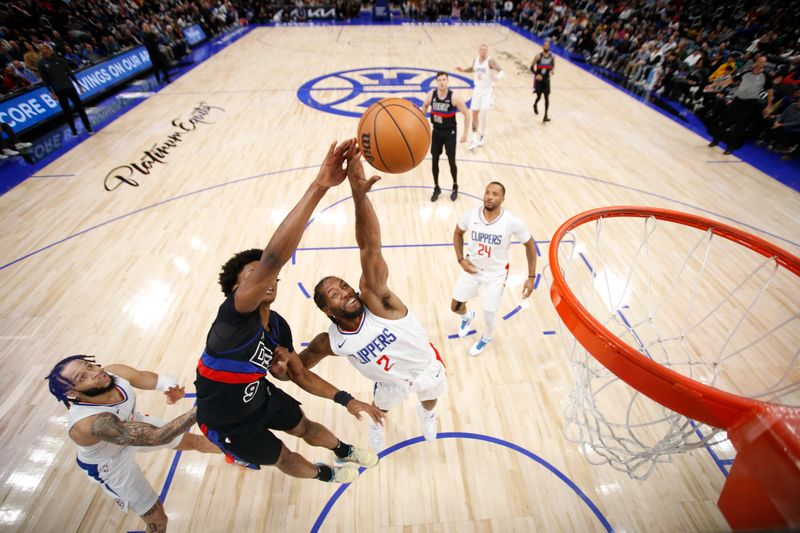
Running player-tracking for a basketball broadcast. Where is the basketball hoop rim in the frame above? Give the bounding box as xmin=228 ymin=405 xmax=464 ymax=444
xmin=548 ymin=206 xmax=800 ymax=430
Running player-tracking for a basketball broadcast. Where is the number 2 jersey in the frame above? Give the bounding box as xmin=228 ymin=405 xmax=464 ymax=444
xmin=328 ymin=306 xmax=435 ymax=384
xmin=458 ymin=207 xmax=532 ymax=277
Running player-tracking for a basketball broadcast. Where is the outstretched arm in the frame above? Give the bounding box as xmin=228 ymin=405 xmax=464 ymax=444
xmin=73 ymin=408 xmax=197 ymax=447
xmin=105 ymin=364 xmax=184 ymax=404
xmin=272 ymin=347 xmax=385 ymax=425
xmin=346 ymin=145 xmax=407 ymax=317
xmin=234 ymin=139 xmax=354 ymax=313
xmin=297 ymin=332 xmax=335 ymax=370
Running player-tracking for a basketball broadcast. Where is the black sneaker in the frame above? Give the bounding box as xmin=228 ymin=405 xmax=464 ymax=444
xmin=533 ymin=102 xmax=539 ymax=115
xmin=543 ymin=116 xmax=551 ymax=122
xmin=431 ymin=187 xmax=441 ymax=202
xmin=450 ymin=185 xmax=458 ymax=201
xmin=723 ymin=147 xmax=733 ymax=155
xmin=708 ymin=139 xmax=719 ymax=147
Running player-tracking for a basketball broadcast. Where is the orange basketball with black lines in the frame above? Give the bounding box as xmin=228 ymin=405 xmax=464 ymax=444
xmin=356 ymin=98 xmax=431 ymax=174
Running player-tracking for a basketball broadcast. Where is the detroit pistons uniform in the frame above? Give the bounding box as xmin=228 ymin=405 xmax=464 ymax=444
xmin=430 ymin=89 xmax=458 ymax=160
xmin=328 ymin=307 xmax=447 ymax=410
xmin=533 ymin=52 xmax=554 ymax=94
xmin=68 ymin=374 xmax=181 ymax=515
xmin=195 ymin=296 xmax=301 ymax=468
xmin=453 ymin=207 xmax=532 ymax=312
xmin=470 ymin=56 xmax=494 ymax=111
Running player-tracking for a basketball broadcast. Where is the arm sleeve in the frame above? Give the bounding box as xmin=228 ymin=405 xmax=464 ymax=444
xmin=510 ymin=214 xmax=532 ymax=243
xmin=457 ymin=209 xmax=471 ymax=231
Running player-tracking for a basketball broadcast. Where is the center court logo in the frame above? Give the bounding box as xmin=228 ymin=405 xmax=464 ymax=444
xmin=297 ymin=67 xmax=473 ymax=118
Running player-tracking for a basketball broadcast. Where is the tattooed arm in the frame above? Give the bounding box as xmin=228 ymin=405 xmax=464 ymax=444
xmin=69 ymin=407 xmax=197 ymax=447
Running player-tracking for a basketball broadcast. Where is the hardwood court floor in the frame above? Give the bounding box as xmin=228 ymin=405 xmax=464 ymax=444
xmin=0 ymin=24 xmax=798 ymax=533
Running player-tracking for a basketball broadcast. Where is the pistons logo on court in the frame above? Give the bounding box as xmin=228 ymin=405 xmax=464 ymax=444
xmin=297 ymin=67 xmax=473 ymax=118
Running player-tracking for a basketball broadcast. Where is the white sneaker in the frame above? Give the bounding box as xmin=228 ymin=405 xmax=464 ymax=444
xmin=14 ymin=142 xmax=32 ymax=149
xmin=457 ymin=309 xmax=475 ymax=338
xmin=317 ymin=463 xmax=359 ymax=484
xmin=2 ymin=148 xmax=18 ymax=156
xmin=416 ymin=404 xmax=437 ymax=442
xmin=0 ymin=153 xmax=7 ymax=160
xmin=469 ymin=336 xmax=492 ymax=356
xmin=368 ymin=423 xmax=385 ymax=452
xmin=476 ymin=135 xmax=485 ymax=147
xmin=335 ymin=445 xmax=379 ymax=468
xmin=468 ymin=138 xmax=479 ymax=151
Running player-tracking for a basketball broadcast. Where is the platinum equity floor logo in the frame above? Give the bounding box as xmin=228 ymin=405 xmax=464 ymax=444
xmin=297 ymin=67 xmax=473 ymax=118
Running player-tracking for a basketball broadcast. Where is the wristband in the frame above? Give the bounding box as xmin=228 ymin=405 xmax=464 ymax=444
xmin=156 ymin=374 xmax=179 ymax=392
xmin=528 ymin=275 xmax=536 ymax=278
xmin=457 ymin=257 xmax=464 ymax=262
xmin=333 ymin=390 xmax=354 ymax=407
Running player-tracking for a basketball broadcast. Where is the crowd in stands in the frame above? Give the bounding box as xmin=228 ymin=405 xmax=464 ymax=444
xmin=0 ymin=0 xmax=242 ymax=95
xmin=511 ymin=0 xmax=800 ymax=157
xmin=1 ymin=0 xmax=797 ymax=157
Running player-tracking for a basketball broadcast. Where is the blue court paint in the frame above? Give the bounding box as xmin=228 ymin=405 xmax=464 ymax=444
xmin=720 ymin=459 xmax=734 ymax=465
xmin=690 ymin=420 xmax=729 ymax=478
xmin=502 ymin=305 xmax=522 ymax=320
xmin=0 ymin=164 xmax=317 ymax=272
xmin=3 ymin=159 xmax=795 ymax=273
xmin=300 ymin=342 xmax=309 ymax=347
xmin=534 ymin=272 xmax=541 ymax=289
xmin=159 ymin=450 xmax=184 ymax=502
xmin=298 ymin=281 xmax=311 ymax=299
xmin=578 ymin=252 xmax=594 ymax=274
xmin=296 ymin=66 xmax=473 ymax=118
xmin=447 ymin=330 xmax=476 ymax=339
xmin=543 ymin=330 xmax=556 ymax=335
xmin=310 ymin=432 xmax=614 ymax=533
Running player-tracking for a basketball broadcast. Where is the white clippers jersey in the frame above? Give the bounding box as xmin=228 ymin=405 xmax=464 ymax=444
xmin=328 ymin=306 xmax=435 ymax=384
xmin=472 ymin=56 xmax=493 ymax=91
xmin=67 ymin=373 xmax=137 ymax=463
xmin=458 ymin=207 xmax=532 ymax=275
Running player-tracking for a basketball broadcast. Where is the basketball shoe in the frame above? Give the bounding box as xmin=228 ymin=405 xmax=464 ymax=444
xmin=416 ymin=403 xmax=438 ymax=442
xmin=469 ymin=336 xmax=492 ymax=356
xmin=457 ymin=309 xmax=475 ymax=337
xmin=335 ymin=445 xmax=379 ymax=468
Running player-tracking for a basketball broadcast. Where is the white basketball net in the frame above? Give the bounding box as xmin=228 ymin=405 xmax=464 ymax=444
xmin=546 ymin=215 xmax=800 ymax=480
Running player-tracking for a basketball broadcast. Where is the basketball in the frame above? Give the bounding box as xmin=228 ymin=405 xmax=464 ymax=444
xmin=356 ymin=98 xmax=431 ymax=174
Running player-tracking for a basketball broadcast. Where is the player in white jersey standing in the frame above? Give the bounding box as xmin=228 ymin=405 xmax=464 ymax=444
xmin=298 ymin=145 xmax=447 ymax=452
xmin=456 ymin=43 xmax=503 ymax=151
xmin=45 ymin=355 xmax=220 ymax=532
xmin=451 ymin=182 xmax=538 ymax=356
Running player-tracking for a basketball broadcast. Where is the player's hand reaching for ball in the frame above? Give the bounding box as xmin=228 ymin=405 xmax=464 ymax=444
xmin=346 ymin=398 xmax=385 ymax=425
xmin=315 ymin=138 xmax=355 ymax=189
xmin=164 ymin=385 xmax=186 ymax=404
xmin=346 ymin=144 xmax=381 ymax=197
